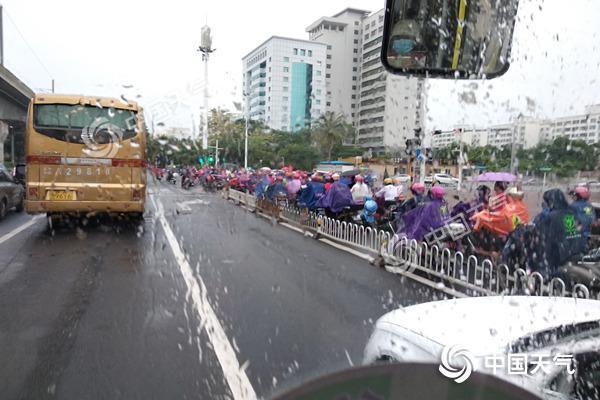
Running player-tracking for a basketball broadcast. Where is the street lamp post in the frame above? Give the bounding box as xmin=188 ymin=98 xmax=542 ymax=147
xmin=510 ymin=113 xmax=522 ymax=176
xmin=243 ymin=91 xmax=249 ymax=170
xmin=197 ymin=25 xmax=215 ymax=151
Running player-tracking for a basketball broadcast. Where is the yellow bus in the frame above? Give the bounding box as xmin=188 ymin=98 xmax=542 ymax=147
xmin=25 ymin=94 xmax=146 ymax=222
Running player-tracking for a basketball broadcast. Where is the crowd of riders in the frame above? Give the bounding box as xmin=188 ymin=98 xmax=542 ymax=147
xmin=153 ymin=164 xmax=598 ymax=283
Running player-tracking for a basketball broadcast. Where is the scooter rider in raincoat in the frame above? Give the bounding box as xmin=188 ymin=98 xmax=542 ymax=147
xmin=529 ymin=188 xmax=587 ymax=280
xmin=351 ymin=175 xmax=371 ymax=204
xmin=570 ymin=186 xmax=594 ymax=249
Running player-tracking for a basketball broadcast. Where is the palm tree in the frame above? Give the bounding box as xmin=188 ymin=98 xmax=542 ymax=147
xmin=312 ymin=112 xmax=354 ymax=160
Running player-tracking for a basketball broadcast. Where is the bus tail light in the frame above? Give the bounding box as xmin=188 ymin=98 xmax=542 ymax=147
xmin=132 ymin=189 xmax=142 ymax=201
xmin=28 ymin=187 xmax=39 ymax=200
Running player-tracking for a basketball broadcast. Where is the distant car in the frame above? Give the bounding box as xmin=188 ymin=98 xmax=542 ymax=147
xmin=13 ymin=163 xmax=26 ymax=186
xmin=0 ymin=164 xmax=25 ymax=219
xmin=433 ymin=173 xmax=459 ymax=186
xmin=392 ymin=174 xmax=411 ymax=183
xmin=364 ymin=296 xmax=600 ymax=399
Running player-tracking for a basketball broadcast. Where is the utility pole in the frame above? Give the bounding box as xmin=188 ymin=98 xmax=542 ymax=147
xmin=510 ymin=114 xmax=522 ymax=176
xmin=457 ymin=128 xmax=464 ymax=191
xmin=198 ymin=25 xmax=215 ymax=151
xmin=243 ymin=91 xmax=249 ymax=169
xmin=0 ymin=5 xmax=3 ymax=66
xmin=215 ymin=139 xmax=219 ymax=168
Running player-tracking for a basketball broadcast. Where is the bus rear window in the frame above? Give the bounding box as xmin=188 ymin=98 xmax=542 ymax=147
xmin=33 ymin=104 xmax=138 ymax=143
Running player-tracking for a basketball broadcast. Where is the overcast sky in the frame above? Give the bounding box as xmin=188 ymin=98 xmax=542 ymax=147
xmin=3 ymin=0 xmax=600 ymax=134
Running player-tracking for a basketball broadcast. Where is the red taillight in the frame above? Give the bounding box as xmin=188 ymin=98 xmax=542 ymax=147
xmin=132 ymin=189 xmax=142 ymax=201
xmin=26 ymin=155 xmax=61 ymax=165
xmin=28 ymin=187 xmax=39 ymax=200
xmin=112 ymin=159 xmax=143 ymax=167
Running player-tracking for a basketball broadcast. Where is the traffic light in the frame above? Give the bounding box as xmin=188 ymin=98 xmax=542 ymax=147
xmin=208 ymin=156 xmax=214 ymax=163
xmin=198 ymin=157 xmax=205 ymax=165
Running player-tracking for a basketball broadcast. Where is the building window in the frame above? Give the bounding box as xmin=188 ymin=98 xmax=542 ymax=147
xmin=351 ymin=113 xmax=355 ymax=117
xmin=326 ymin=64 xmax=331 ymax=69
xmin=283 ymin=77 xmax=289 ymax=82
xmin=316 ymin=100 xmax=321 ymax=105
xmin=352 ymin=94 xmax=356 ymax=99
xmin=354 ymin=39 xmax=359 ymax=44
xmin=338 ymin=26 xmax=344 ymax=31
xmin=351 ymin=104 xmax=356 ymax=108
xmin=293 ymin=48 xmax=298 ymax=55
xmin=316 ymin=89 xmax=321 ymax=95
xmin=354 ymin=21 xmax=359 ymax=26
xmin=283 ymin=96 xmax=289 ymax=101
xmin=353 ymin=58 xmax=358 ymax=62
xmin=308 ymin=50 xmax=312 ymax=57
xmin=371 ymin=30 xmax=376 ymax=36
xmin=283 ymin=66 xmax=289 ymax=72
xmin=300 ymin=49 xmax=306 ymax=56
xmin=316 ymin=70 xmax=322 ymax=76
xmin=352 ymin=76 xmax=357 ymax=81
xmin=326 ymin=73 xmax=331 ymax=78
xmin=353 ymin=48 xmax=358 ymax=53
xmin=352 ymin=85 xmax=356 ymax=90
xmin=327 ymin=45 xmax=332 ymax=50
xmin=379 ymin=15 xmax=384 ymax=22
xmin=283 ymin=86 xmax=288 ymax=92
xmin=327 ymin=54 xmax=332 ymax=59
xmin=327 ymin=102 xmax=331 ymax=106
xmin=283 ymin=56 xmax=289 ymax=62
xmin=354 ymin=30 xmax=359 ymax=35
xmin=352 ymin=67 xmax=357 ymax=71
xmin=283 ymin=106 xmax=288 ymax=111
xmin=379 ymin=26 xmax=383 ymax=33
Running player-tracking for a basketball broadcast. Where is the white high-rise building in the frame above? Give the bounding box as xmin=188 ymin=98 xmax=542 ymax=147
xmin=356 ymin=9 xmax=426 ymax=154
xmin=306 ymin=8 xmax=425 ymax=152
xmin=306 ymin=8 xmax=370 ymax=126
xmin=242 ymin=36 xmax=327 ymax=132
xmin=543 ymin=104 xmax=600 ymax=145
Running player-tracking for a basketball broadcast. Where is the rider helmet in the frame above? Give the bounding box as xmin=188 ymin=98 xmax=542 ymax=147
xmin=430 ymin=185 xmax=445 ymax=199
xmin=364 ymin=200 xmax=378 ymax=213
xmin=574 ymin=186 xmax=590 ymax=200
xmin=411 ymin=182 xmax=425 ymax=194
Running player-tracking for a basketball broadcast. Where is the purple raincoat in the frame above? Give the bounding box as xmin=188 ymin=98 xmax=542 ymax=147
xmin=398 ymin=199 xmax=450 ymax=241
xmin=315 ymin=181 xmax=355 ymax=213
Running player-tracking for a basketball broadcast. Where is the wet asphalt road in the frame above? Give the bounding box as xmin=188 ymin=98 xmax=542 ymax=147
xmin=0 ymin=181 xmax=440 ymax=400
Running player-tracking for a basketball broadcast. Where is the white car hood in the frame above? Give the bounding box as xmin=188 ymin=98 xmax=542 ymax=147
xmin=376 ymin=296 xmax=600 ymax=357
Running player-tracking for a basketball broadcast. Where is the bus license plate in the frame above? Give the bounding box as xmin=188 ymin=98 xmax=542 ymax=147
xmin=48 ymin=191 xmax=76 ymax=201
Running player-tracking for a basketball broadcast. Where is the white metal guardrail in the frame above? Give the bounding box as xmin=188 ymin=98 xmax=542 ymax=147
xmin=224 ymin=188 xmax=597 ymax=300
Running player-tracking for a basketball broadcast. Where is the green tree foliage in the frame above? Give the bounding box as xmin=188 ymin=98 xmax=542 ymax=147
xmin=434 ymin=137 xmax=600 ymax=177
xmin=311 ymin=112 xmax=355 ymax=160
xmin=147 ymin=110 xmax=356 ymax=170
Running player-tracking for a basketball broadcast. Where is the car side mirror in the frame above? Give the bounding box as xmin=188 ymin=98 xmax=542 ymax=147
xmin=382 ymin=0 xmax=519 ymax=79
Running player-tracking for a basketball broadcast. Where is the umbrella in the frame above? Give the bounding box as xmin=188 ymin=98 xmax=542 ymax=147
xmin=341 ymin=169 xmax=361 ymax=177
xmin=475 ymin=172 xmax=517 ymax=182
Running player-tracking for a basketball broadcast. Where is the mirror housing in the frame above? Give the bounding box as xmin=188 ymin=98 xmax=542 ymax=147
xmin=381 ymin=0 xmax=519 ymax=79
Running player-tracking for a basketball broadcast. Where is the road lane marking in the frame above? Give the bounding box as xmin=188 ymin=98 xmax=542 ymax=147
xmin=0 ymin=215 xmax=44 ymax=246
xmin=150 ymin=195 xmax=257 ymax=400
